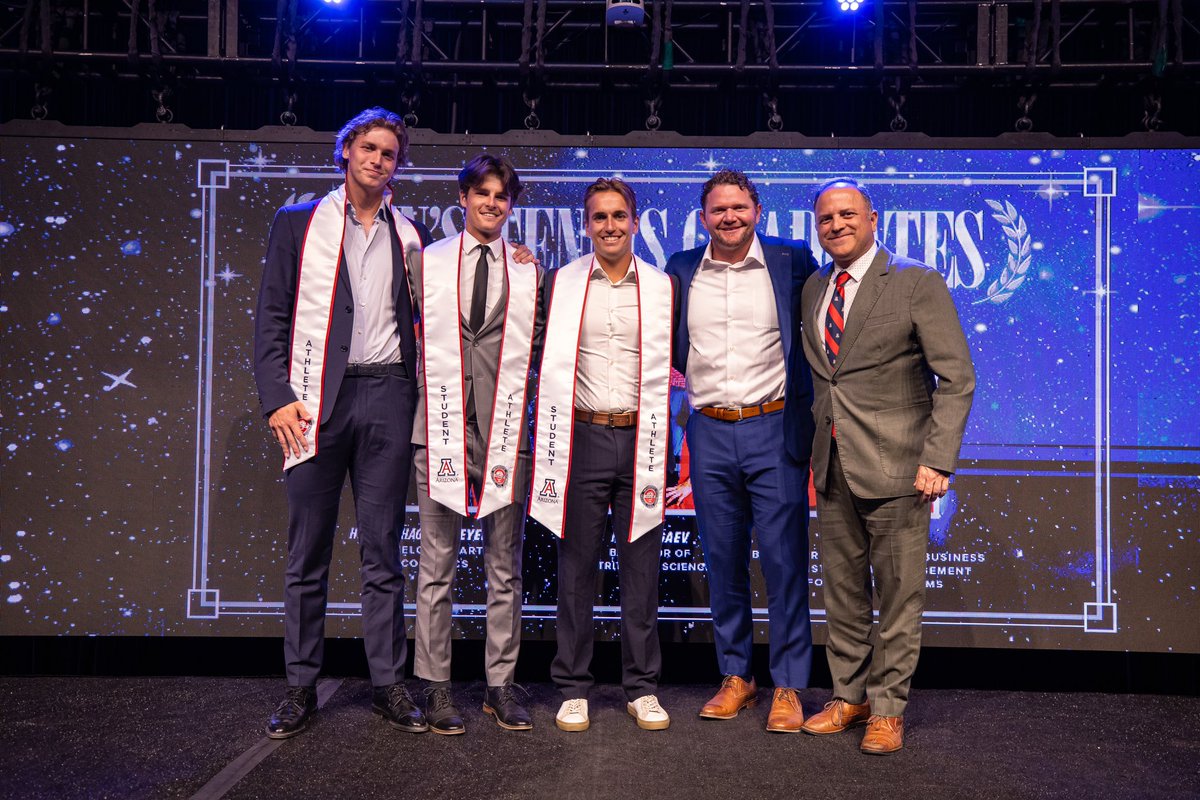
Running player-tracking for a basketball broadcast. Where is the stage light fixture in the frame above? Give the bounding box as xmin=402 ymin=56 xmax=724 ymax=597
xmin=606 ymin=0 xmax=646 ymax=27
xmin=837 ymin=0 xmax=864 ymax=11
xmin=321 ymin=0 xmax=343 ymax=5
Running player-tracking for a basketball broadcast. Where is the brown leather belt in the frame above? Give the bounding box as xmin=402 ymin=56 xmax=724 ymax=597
xmin=698 ymin=398 xmax=785 ymax=422
xmin=574 ymin=408 xmax=638 ymax=428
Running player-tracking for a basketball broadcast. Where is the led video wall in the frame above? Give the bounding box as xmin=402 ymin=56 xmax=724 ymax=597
xmin=1 ymin=130 xmax=1196 ymax=652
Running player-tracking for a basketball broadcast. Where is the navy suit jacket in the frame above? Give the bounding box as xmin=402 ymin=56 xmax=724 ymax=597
xmin=254 ymin=200 xmax=433 ymax=424
xmin=665 ymin=234 xmax=819 ymax=463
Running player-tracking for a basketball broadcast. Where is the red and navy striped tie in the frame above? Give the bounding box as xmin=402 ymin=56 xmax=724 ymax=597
xmin=823 ymin=270 xmax=852 ymax=368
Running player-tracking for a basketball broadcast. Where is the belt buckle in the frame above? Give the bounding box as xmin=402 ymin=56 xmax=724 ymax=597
xmin=736 ymin=406 xmax=746 ymax=421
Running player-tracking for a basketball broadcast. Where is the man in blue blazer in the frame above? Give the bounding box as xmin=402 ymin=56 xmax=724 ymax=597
xmin=254 ymin=108 xmax=432 ymax=739
xmin=665 ymin=169 xmax=818 ymax=732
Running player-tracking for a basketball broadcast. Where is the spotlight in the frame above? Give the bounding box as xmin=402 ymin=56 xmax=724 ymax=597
xmin=837 ymin=0 xmax=864 ymax=11
xmin=606 ymin=0 xmax=646 ymax=27
xmin=321 ymin=0 xmax=343 ymax=5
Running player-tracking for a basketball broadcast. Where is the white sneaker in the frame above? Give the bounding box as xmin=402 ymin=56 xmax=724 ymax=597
xmin=556 ymin=698 xmax=590 ymax=732
xmin=627 ymin=694 xmax=670 ymax=730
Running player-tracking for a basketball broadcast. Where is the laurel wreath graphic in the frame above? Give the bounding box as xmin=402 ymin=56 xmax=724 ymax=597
xmin=975 ymin=199 xmax=1032 ymax=305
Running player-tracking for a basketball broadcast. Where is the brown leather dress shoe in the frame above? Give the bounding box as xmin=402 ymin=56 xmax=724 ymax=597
xmin=800 ymin=698 xmax=872 ymax=735
xmin=765 ymin=688 xmax=805 ymax=733
xmin=860 ymin=714 xmax=904 ymax=754
xmin=698 ymin=675 xmax=758 ymax=719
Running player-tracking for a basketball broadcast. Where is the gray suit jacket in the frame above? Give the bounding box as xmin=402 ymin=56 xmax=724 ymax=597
xmin=410 ymin=238 xmax=546 ymax=452
xmin=801 ymin=246 xmax=976 ymax=499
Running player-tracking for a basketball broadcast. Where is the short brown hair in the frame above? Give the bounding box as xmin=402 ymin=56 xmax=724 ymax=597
xmin=583 ymin=177 xmax=638 ymax=218
xmin=333 ymin=107 xmax=408 ymax=170
xmin=700 ymin=169 xmax=761 ymax=210
xmin=458 ymin=154 xmax=523 ymax=203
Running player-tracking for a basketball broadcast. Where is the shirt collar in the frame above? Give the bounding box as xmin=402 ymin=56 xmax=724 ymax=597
xmin=700 ymin=234 xmax=766 ymax=271
xmin=589 ymin=256 xmax=640 ymax=286
xmin=334 ymin=185 xmax=388 ymax=226
xmin=836 ymin=242 xmax=879 ymax=283
xmin=463 ymin=229 xmax=503 ymax=261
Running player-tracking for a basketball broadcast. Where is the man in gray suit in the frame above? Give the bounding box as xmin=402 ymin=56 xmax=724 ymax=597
xmin=411 ymin=154 xmax=544 ymax=734
xmin=799 ymin=178 xmax=975 ymax=754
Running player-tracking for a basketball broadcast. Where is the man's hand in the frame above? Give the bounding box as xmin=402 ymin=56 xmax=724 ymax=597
xmin=664 ymin=481 xmax=693 ymax=507
xmin=511 ymin=242 xmax=540 ymax=267
xmin=914 ymin=465 xmax=950 ymax=503
xmin=268 ymin=401 xmax=313 ymax=459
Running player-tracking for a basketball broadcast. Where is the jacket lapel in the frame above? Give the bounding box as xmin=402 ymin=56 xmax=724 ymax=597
xmin=675 ymin=253 xmax=702 ymax=373
xmin=762 ymin=242 xmax=793 ymax=361
xmin=808 ymin=267 xmax=834 ymax=377
xmin=833 ymin=247 xmax=891 ymax=373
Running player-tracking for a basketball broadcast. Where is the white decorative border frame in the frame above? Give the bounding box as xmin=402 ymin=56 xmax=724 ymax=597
xmin=187 ymin=157 xmax=1118 ymax=634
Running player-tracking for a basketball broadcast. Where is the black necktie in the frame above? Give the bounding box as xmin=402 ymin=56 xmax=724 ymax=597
xmin=469 ymin=244 xmax=489 ymax=332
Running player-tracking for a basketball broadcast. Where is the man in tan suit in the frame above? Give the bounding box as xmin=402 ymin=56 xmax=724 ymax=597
xmin=799 ymin=177 xmax=975 ymax=754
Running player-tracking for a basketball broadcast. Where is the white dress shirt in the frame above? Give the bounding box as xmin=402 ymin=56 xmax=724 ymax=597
xmin=685 ymin=235 xmax=786 ymax=409
xmin=575 ymin=260 xmax=641 ymax=413
xmin=817 ymin=243 xmax=878 ymax=335
xmin=458 ymin=230 xmax=506 ymax=323
xmin=344 ymin=199 xmax=402 ymax=365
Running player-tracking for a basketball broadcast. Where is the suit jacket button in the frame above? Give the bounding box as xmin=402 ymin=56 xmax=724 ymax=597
xmin=465 ymin=374 xmax=472 ymax=381
xmin=340 ymin=345 xmax=348 ymax=352
xmin=831 ymin=379 xmax=838 ymax=386
xmin=825 ymin=416 xmax=832 ymax=425
xmin=345 ymin=306 xmax=352 ymax=313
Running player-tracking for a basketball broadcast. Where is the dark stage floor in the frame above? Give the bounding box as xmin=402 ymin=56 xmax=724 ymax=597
xmin=1 ymin=677 xmax=1197 ymax=800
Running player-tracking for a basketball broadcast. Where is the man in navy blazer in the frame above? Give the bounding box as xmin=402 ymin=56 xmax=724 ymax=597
xmin=254 ymin=107 xmax=433 ymax=739
xmin=665 ymin=169 xmax=818 ymax=732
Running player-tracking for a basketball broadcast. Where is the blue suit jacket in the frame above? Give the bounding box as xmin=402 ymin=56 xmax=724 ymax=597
xmin=665 ymin=234 xmax=819 ymax=463
xmin=254 ymin=200 xmax=432 ymax=424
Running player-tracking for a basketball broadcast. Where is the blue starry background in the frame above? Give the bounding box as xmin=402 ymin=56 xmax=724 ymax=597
xmin=0 ymin=135 xmax=1196 ymax=652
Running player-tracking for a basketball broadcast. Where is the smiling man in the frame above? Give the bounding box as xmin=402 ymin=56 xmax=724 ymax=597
xmin=665 ymin=169 xmax=819 ymax=733
xmin=531 ymin=178 xmax=676 ymax=733
xmin=411 ymin=154 xmax=544 ymax=734
xmin=255 ymin=107 xmax=432 ymax=738
xmin=799 ymin=177 xmax=975 ymax=754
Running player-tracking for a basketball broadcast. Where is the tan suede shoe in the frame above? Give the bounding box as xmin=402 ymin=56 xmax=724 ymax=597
xmin=860 ymin=714 xmax=904 ymax=754
xmin=698 ymin=675 xmax=758 ymax=719
xmin=765 ymin=687 xmax=805 ymax=733
xmin=800 ymin=698 xmax=872 ymax=735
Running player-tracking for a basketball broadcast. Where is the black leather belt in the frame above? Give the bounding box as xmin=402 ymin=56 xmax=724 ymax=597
xmin=344 ymin=362 xmax=408 ymax=377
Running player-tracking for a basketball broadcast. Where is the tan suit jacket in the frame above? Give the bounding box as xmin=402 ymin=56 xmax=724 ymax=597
xmin=801 ymin=246 xmax=975 ymax=498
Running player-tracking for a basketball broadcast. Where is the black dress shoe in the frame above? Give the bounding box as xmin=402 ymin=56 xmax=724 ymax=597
xmin=483 ymin=682 xmax=533 ymax=731
xmin=266 ymin=686 xmax=317 ymax=739
xmin=424 ymin=686 xmax=465 ymax=735
xmin=371 ymin=683 xmax=429 ymax=733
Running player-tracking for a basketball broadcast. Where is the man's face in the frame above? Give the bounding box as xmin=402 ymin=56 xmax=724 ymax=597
xmin=815 ymin=185 xmax=879 ymax=267
xmin=459 ymin=175 xmax=512 ymax=243
xmin=699 ymin=183 xmax=762 ymax=260
xmin=585 ymin=190 xmax=638 ymax=268
xmin=341 ymin=126 xmax=400 ymax=197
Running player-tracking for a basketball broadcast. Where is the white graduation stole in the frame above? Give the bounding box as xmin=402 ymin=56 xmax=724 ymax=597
xmin=284 ymin=185 xmax=420 ymax=470
xmin=530 ymin=255 xmax=674 ymax=542
xmin=421 ymin=234 xmax=539 ymax=518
